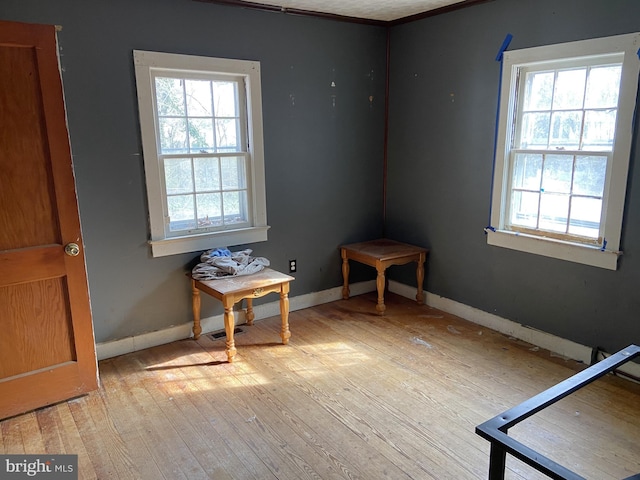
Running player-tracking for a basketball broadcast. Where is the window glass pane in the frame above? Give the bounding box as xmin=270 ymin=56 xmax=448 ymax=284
xmin=164 ymin=158 xmax=193 ymax=194
xmin=549 ymin=111 xmax=582 ymax=148
xmin=155 ymin=77 xmax=184 ymax=116
xmin=509 ymin=191 xmax=539 ymax=228
xmin=223 ymin=191 xmax=248 ymax=224
xmin=569 ymin=196 xmax=601 ymax=238
xmin=159 ymin=117 xmax=188 ymax=154
xmin=168 ymin=195 xmax=196 ymax=231
xmin=196 ymin=193 xmax=221 ymax=227
xmin=194 ymin=157 xmax=220 ymax=192
xmin=213 ymin=82 xmax=238 ymax=117
xmin=542 ymin=155 xmax=573 ymax=194
xmin=573 ymin=156 xmax=606 ymax=196
xmin=513 ymin=154 xmax=542 ymax=190
xmin=539 ymin=193 xmax=569 ymax=233
xmin=582 ymin=109 xmax=617 ymax=150
xmin=216 ymin=119 xmax=240 ymax=150
xmin=524 ymin=71 xmax=554 ymax=111
xmin=520 ymin=112 xmax=550 ymax=148
xmin=221 ymin=156 xmax=247 ymax=190
xmin=185 ymin=80 xmax=212 ymax=116
xmin=188 ymin=118 xmax=215 ymax=152
xmin=553 ymin=69 xmax=586 ymax=109
xmin=585 ymin=66 xmax=621 ymax=109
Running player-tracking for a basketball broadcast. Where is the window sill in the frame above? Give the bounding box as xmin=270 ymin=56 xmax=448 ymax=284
xmin=486 ymin=229 xmax=620 ymax=270
xmin=149 ymin=226 xmax=270 ymax=257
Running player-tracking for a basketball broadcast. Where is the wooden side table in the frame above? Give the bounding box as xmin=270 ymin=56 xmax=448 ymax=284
xmin=340 ymin=239 xmax=428 ymax=314
xmin=188 ymin=268 xmax=294 ymax=363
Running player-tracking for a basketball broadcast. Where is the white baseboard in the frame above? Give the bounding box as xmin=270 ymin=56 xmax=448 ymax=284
xmin=389 ymin=280 xmax=640 ymax=381
xmin=96 ymin=279 xmax=375 ymax=360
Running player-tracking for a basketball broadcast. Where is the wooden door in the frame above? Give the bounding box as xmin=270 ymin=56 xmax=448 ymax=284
xmin=0 ymin=20 xmax=98 ymax=419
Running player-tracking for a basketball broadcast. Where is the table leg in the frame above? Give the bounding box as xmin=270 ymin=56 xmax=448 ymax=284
xmin=223 ymin=297 xmax=237 ymax=363
xmin=375 ymin=265 xmax=386 ymax=315
xmin=416 ymin=252 xmax=425 ymax=305
xmin=245 ymin=298 xmax=255 ymax=326
xmin=191 ymin=280 xmax=202 ymax=340
xmin=280 ymin=283 xmax=291 ymax=345
xmin=341 ymin=249 xmax=350 ymax=300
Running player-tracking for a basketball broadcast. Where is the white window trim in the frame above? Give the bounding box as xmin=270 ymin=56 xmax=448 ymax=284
xmin=133 ymin=50 xmax=268 ymax=257
xmin=487 ymin=33 xmax=640 ymax=270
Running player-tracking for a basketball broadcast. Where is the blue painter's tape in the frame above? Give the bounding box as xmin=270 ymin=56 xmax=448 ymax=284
xmin=637 ymin=47 xmax=640 ymax=59
xmin=486 ymin=33 xmax=514 ymax=235
xmin=484 ymin=226 xmax=496 ymax=234
xmin=496 ymin=33 xmax=513 ymax=62
xmin=632 ymin=71 xmax=640 ymax=136
xmin=601 ymin=238 xmax=607 ymax=252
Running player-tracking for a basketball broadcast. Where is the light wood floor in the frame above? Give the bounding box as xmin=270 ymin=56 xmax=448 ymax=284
xmin=2 ymin=292 xmax=639 ymax=479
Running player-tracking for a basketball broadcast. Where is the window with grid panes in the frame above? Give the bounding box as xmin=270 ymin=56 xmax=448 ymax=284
xmin=487 ymin=33 xmax=640 ymax=270
xmin=134 ymin=51 xmax=268 ymax=257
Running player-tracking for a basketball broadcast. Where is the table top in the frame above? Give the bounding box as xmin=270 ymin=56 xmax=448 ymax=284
xmin=191 ymin=268 xmax=294 ymax=295
xmin=340 ymin=238 xmax=428 ymax=261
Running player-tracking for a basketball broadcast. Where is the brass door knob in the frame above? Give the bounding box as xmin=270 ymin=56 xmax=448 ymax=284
xmin=64 ymin=243 xmax=80 ymax=256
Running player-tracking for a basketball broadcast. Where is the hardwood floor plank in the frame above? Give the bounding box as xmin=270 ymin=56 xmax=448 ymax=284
xmin=310 ymin=295 xmax=640 ymax=479
xmin=195 ymin=334 xmax=386 ymax=480
xmin=251 ymin=310 xmax=490 ymax=479
xmin=15 ymin=413 xmax=45 ymax=454
xmin=221 ymin=310 xmax=535 ymax=480
xmin=135 ymin=340 xmax=283 ymax=479
xmin=1 ymin=415 xmax=26 ymax=454
xmin=96 ymin=361 xmax=166 ymax=479
xmin=1 ymin=293 xmax=638 ymax=480
xmin=108 ymin=354 xmax=208 ymax=480
xmin=134 ymin=344 xmax=262 ymax=480
xmin=180 ymin=355 xmax=336 ymax=479
xmin=51 ymin=403 xmax=97 ymax=480
xmin=67 ymin=395 xmax=134 ymax=479
xmin=35 ymin=408 xmax=65 ymax=454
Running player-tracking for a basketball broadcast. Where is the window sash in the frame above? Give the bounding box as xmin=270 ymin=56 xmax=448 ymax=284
xmin=150 ymin=72 xmax=248 ymax=156
xmin=505 ymin=149 xmax=611 ymax=244
xmin=160 ymin=152 xmax=252 ymax=237
xmin=505 ymin=58 xmax=621 ymax=246
xmin=512 ymin=60 xmax=622 ymax=153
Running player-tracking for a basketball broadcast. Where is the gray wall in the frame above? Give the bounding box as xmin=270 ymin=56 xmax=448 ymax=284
xmin=0 ymin=0 xmax=386 ymax=342
xmin=3 ymin=0 xmax=638 ymax=354
xmin=386 ymin=0 xmax=640 ymax=354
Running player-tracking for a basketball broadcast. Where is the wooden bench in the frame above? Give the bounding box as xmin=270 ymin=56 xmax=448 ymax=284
xmin=188 ymin=268 xmax=295 ymax=362
xmin=340 ymin=239 xmax=428 ymax=314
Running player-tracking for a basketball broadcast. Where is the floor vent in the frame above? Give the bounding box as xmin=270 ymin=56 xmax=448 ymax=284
xmin=209 ymin=327 xmax=243 ymax=340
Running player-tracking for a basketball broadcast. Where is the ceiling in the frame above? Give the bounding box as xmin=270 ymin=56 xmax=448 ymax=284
xmin=226 ymin=0 xmax=471 ymax=22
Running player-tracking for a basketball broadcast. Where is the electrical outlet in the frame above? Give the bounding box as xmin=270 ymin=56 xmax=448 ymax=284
xmin=289 ymin=259 xmax=297 ymax=273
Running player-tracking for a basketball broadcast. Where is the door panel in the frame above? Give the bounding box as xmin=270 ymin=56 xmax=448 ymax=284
xmin=0 ymin=279 xmax=75 ymax=379
xmin=0 ymin=20 xmax=98 ymax=419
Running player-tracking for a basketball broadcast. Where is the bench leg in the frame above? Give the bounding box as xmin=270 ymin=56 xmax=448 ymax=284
xmin=416 ymin=252 xmax=425 ymax=305
xmin=375 ymin=266 xmax=386 ymax=315
xmin=223 ymin=297 xmax=237 ymax=363
xmin=245 ymin=298 xmax=254 ymax=326
xmin=191 ymin=280 xmax=202 ymax=340
xmin=280 ymin=283 xmax=291 ymax=345
xmin=341 ymin=249 xmax=350 ymax=300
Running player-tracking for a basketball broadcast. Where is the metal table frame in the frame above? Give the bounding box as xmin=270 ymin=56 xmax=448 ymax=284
xmin=475 ymin=344 xmax=640 ymax=480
